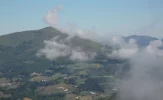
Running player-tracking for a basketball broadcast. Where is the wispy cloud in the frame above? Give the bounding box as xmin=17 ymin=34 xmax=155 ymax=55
xmin=44 ymin=5 xmax=62 ymax=27
xmin=37 ymin=36 xmax=96 ymax=61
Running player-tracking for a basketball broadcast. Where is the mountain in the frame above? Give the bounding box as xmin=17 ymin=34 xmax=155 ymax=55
xmin=0 ymin=27 xmax=122 ymax=100
xmin=125 ymin=35 xmax=158 ymax=47
xmin=0 ymin=27 xmax=161 ymax=100
xmin=0 ymin=27 xmax=102 ymax=75
xmin=0 ymin=27 xmax=62 ymax=46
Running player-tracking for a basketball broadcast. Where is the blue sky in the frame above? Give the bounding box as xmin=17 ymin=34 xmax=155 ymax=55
xmin=0 ymin=0 xmax=163 ymax=37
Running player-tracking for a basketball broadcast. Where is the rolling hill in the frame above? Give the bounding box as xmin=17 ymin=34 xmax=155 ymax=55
xmin=0 ymin=27 xmax=121 ymax=100
xmin=0 ymin=27 xmax=158 ymax=100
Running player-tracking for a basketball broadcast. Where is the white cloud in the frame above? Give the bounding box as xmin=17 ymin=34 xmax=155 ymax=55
xmin=146 ymin=40 xmax=163 ymax=56
xmin=36 ymin=38 xmax=70 ymax=60
xmin=108 ymin=36 xmax=139 ymax=59
xmin=44 ymin=5 xmax=62 ymax=27
xmin=70 ymin=50 xmax=96 ymax=61
xmin=118 ymin=39 xmax=163 ymax=100
xmin=37 ymin=37 xmax=96 ymax=61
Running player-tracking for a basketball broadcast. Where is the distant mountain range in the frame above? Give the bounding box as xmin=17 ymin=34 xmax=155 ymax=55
xmin=125 ymin=35 xmax=160 ymax=47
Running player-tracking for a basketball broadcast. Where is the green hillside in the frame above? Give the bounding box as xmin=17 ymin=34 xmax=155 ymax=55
xmin=0 ymin=27 xmax=62 ymax=46
xmin=0 ymin=27 xmax=125 ymax=100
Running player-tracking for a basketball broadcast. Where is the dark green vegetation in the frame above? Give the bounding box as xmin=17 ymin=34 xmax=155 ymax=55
xmin=0 ymin=27 xmax=129 ymax=100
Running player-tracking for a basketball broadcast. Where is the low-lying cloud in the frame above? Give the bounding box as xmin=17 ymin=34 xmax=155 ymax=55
xmin=108 ymin=35 xmax=163 ymax=59
xmin=115 ymin=39 xmax=163 ymax=100
xmin=37 ymin=36 xmax=96 ymax=61
xmin=40 ymin=5 xmax=163 ymax=100
xmin=107 ymin=36 xmax=139 ymax=59
xmin=40 ymin=5 xmax=102 ymax=61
